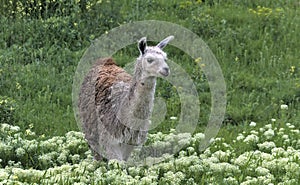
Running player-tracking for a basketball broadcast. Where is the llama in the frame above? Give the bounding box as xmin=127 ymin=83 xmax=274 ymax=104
xmin=78 ymin=36 xmax=174 ymax=161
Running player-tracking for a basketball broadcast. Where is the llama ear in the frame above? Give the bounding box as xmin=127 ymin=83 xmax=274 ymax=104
xmin=156 ymin=35 xmax=174 ymax=49
xmin=138 ymin=37 xmax=147 ymax=55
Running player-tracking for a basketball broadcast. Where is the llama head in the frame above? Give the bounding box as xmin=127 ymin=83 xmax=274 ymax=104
xmin=137 ymin=36 xmax=174 ymax=78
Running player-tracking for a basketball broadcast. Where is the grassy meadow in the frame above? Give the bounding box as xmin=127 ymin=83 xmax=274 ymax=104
xmin=0 ymin=0 xmax=299 ymax=184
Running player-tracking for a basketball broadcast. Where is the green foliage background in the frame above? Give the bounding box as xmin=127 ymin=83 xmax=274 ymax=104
xmin=0 ymin=0 xmax=299 ymax=136
xmin=0 ymin=0 xmax=300 ymax=184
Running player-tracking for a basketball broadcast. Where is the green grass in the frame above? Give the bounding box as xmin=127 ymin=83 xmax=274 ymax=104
xmin=1 ymin=0 xmax=299 ymax=136
xmin=0 ymin=0 xmax=299 ymax=183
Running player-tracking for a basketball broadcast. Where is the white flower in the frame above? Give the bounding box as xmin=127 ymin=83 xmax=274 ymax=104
xmin=222 ymin=143 xmax=230 ymax=148
xmin=175 ymin=155 xmax=199 ymax=168
xmin=285 ymin=162 xmax=300 ymax=172
xmin=193 ymin=133 xmax=205 ymax=141
xmin=234 ymin=152 xmax=251 ymax=166
xmin=127 ymin=167 xmax=140 ymax=177
xmin=178 ymin=138 xmax=191 ymax=147
xmin=38 ymin=153 xmax=53 ymax=167
xmin=240 ymin=176 xmax=258 ymax=185
xmin=258 ymin=141 xmax=276 ymax=152
xmin=56 ymin=139 xmax=64 ymax=145
xmin=260 ymin=152 xmax=273 ymax=161
xmin=291 ymin=129 xmax=299 ymax=134
xmin=0 ymin=169 xmax=9 ymax=180
xmin=1 ymin=123 xmax=10 ymax=130
xmin=178 ymin=150 xmax=187 ymax=157
xmin=264 ymin=124 xmax=272 ymax=129
xmin=202 ymin=148 xmax=211 ymax=157
xmin=169 ymin=128 xmax=176 ymax=134
xmin=282 ymin=134 xmax=289 ymax=140
xmin=186 ymin=147 xmax=195 ymax=155
xmin=23 ymin=140 xmax=38 ymax=153
xmin=175 ymin=171 xmax=185 ymax=180
xmin=278 ymin=128 xmax=285 ymax=136
xmin=257 ymin=174 xmax=274 ymax=184
xmin=263 ymin=129 xmax=275 ymax=139
xmin=271 ymin=118 xmax=276 ymax=122
xmin=277 ymin=157 xmax=289 ymax=167
xmin=286 ymin=146 xmax=296 ymax=154
xmin=188 ymin=164 xmax=204 ymax=174
xmin=280 ymin=104 xmax=288 ymax=110
xmin=250 ymin=130 xmax=259 ymax=135
xmin=243 ymin=134 xmax=259 ymax=143
xmin=224 ymin=176 xmax=238 ymax=184
xmin=288 ymin=124 xmax=295 ymax=129
xmin=255 ymin=166 xmax=270 ymax=176
xmin=57 ymin=152 xmax=68 ymax=164
xmin=170 ymin=116 xmax=177 ymax=120
xmin=10 ymin=125 xmax=20 ymax=132
xmin=25 ymin=129 xmax=35 ymax=136
xmin=140 ymin=175 xmax=156 ymax=184
xmin=249 ymin=121 xmax=256 ymax=127
xmin=271 ymin=147 xmax=286 ymax=157
xmin=215 ymin=137 xmax=223 ymax=142
xmin=253 ymin=150 xmax=262 ymax=157
xmin=212 ymin=150 xmax=230 ymax=162
xmin=15 ymin=148 xmax=26 ymax=157
xmin=236 ymin=134 xmax=245 ymax=141
xmin=162 ymin=171 xmax=185 ymax=183
xmin=283 ymin=139 xmax=290 ymax=145
xmin=219 ymin=162 xmax=240 ymax=174
xmin=206 ymin=156 xmax=219 ymax=163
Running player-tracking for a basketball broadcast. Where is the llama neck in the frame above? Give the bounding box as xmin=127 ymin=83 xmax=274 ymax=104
xmin=128 ymin=63 xmax=156 ymax=120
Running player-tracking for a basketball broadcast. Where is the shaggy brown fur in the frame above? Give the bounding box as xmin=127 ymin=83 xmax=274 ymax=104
xmin=78 ymin=36 xmax=173 ymax=161
xmin=79 ymin=58 xmax=148 ymax=160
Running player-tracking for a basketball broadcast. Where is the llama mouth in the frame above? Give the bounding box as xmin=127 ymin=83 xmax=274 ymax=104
xmin=159 ymin=71 xmax=169 ymax=77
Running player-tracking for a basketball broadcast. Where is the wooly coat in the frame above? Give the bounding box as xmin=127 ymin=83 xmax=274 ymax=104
xmin=78 ymin=36 xmax=174 ymax=161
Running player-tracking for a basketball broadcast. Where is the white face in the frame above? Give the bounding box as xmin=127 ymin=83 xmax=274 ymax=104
xmin=138 ymin=36 xmax=174 ymax=78
xmin=142 ymin=47 xmax=170 ymax=78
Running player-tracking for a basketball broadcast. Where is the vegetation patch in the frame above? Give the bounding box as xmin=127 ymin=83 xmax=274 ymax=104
xmin=0 ymin=0 xmax=299 ymax=184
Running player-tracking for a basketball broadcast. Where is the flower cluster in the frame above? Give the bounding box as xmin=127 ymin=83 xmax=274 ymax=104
xmin=0 ymin=105 xmax=299 ymax=184
xmin=0 ymin=124 xmax=89 ymax=170
xmin=249 ymin=6 xmax=284 ymax=17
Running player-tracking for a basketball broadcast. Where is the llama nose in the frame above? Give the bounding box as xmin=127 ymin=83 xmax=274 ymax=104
xmin=163 ymin=67 xmax=169 ymax=76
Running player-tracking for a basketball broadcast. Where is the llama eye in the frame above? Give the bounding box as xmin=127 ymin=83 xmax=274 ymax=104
xmin=147 ymin=58 xmax=154 ymax=64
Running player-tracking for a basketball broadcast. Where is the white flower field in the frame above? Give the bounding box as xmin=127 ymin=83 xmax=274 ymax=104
xmin=1 ymin=106 xmax=299 ymax=184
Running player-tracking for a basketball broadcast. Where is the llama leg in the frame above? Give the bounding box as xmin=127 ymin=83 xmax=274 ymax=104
xmin=108 ymin=143 xmax=134 ymax=161
xmin=93 ymin=151 xmax=104 ymax=161
xmin=90 ymin=147 xmax=105 ymax=161
xmin=112 ymin=143 xmax=134 ymax=161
